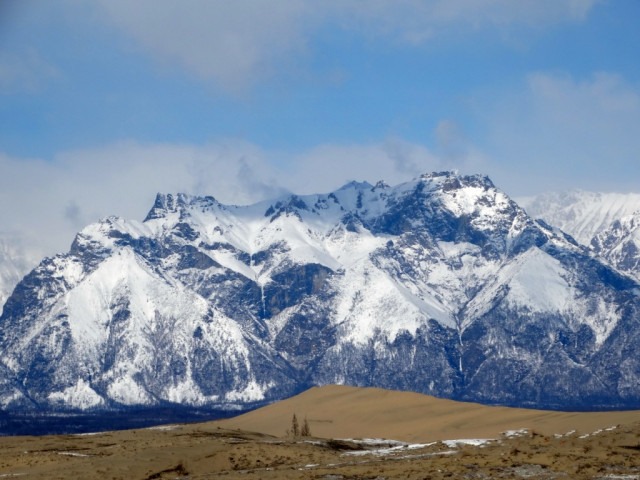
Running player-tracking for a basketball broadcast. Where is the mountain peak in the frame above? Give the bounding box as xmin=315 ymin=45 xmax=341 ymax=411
xmin=143 ymin=193 xmax=219 ymax=222
xmin=337 ymin=180 xmax=373 ymax=191
xmin=419 ymin=171 xmax=495 ymax=191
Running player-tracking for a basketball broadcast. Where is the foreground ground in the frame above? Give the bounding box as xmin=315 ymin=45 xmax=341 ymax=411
xmin=1 ymin=385 xmax=640 ymax=479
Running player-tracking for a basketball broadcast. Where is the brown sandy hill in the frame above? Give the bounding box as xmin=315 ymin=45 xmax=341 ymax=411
xmin=217 ymin=384 xmax=640 ymax=442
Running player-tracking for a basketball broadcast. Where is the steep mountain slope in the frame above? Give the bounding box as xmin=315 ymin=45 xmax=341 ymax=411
xmin=591 ymin=211 xmax=640 ymax=281
xmin=1 ymin=172 xmax=639 ymax=412
xmin=521 ymin=190 xmax=640 ymax=245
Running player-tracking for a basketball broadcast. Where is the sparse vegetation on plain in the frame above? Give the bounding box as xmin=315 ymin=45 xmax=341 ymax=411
xmin=286 ymin=413 xmax=311 ymax=438
xmin=1 ymin=385 xmax=640 ymax=479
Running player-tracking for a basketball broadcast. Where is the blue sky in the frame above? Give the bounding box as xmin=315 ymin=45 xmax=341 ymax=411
xmin=1 ymin=0 xmax=639 ymax=255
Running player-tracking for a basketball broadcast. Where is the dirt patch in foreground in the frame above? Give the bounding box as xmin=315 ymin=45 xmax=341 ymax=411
xmin=1 ymin=421 xmax=640 ymax=479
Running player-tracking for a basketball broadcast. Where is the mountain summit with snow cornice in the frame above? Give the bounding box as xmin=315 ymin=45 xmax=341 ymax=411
xmin=1 ymin=172 xmax=640 ymax=412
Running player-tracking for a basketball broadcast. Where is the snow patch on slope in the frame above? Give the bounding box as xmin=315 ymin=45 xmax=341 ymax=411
xmin=506 ymin=248 xmax=573 ymax=313
xmin=224 ymin=379 xmax=273 ymax=403
xmin=48 ymin=379 xmax=104 ymax=409
xmin=107 ymin=375 xmax=153 ymax=406
xmin=332 ymin=258 xmax=449 ymax=344
xmin=463 ymin=247 xmax=574 ymax=329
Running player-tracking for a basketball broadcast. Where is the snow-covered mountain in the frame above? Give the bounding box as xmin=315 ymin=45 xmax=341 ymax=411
xmin=2 ymin=172 xmax=640 ymax=412
xmin=521 ymin=190 xmax=640 ymax=245
xmin=591 ymin=212 xmax=640 ymax=282
xmin=521 ymin=189 xmax=640 ymax=283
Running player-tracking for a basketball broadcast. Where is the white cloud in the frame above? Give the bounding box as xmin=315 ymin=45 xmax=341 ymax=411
xmin=332 ymin=0 xmax=599 ymax=44
xmin=433 ymin=120 xmax=490 ymax=175
xmin=418 ymin=0 xmax=596 ymax=25
xmin=7 ymin=60 xmax=635 ymax=260
xmin=484 ymin=71 xmax=640 ymax=195
xmin=90 ymin=0 xmax=600 ymax=92
xmin=281 ymin=138 xmax=441 ymax=195
xmin=0 ymin=47 xmax=60 ymax=94
xmin=1 ymin=135 xmax=483 ymax=257
xmin=0 ymin=141 xmax=280 ymax=256
xmin=274 ymin=135 xmax=487 ymax=196
xmin=94 ymin=0 xmax=310 ymax=93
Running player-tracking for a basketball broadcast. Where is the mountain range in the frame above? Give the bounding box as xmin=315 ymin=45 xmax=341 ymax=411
xmin=1 ymin=172 xmax=640 ymax=412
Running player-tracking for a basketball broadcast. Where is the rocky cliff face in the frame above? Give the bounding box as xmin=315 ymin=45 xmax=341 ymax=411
xmin=1 ymin=172 xmax=639 ymax=412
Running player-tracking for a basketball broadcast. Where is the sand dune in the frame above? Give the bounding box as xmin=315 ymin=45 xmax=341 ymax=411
xmin=218 ymin=385 xmax=640 ymax=442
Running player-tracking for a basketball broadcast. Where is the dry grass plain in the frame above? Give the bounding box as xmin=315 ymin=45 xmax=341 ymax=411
xmin=1 ymin=385 xmax=640 ymax=479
